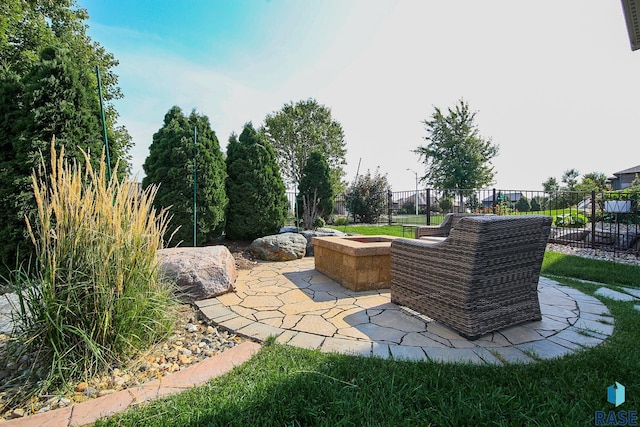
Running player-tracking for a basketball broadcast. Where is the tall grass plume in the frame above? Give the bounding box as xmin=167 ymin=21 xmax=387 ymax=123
xmin=3 ymin=141 xmax=177 ymax=403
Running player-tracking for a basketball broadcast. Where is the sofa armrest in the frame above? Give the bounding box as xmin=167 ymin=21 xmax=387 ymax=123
xmin=415 ymin=225 xmax=450 ymax=238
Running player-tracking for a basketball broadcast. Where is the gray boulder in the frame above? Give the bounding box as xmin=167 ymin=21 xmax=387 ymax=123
xmin=0 ymin=293 xmax=19 ymax=335
xmin=157 ymin=246 xmax=237 ymax=302
xmin=300 ymin=228 xmax=346 ymax=256
xmin=250 ymin=232 xmax=307 ymax=261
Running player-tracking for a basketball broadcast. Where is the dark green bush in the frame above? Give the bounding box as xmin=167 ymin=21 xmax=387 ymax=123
xmin=225 ymin=123 xmax=289 ymax=240
xmin=297 ymin=151 xmax=334 ymax=229
xmin=333 ymin=216 xmax=349 ymax=226
xmin=143 ymin=106 xmax=227 ymax=246
xmin=348 ymin=168 xmax=389 ymax=223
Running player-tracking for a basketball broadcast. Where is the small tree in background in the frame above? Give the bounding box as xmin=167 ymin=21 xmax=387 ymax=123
xmin=531 ymin=196 xmax=544 ymax=211
xmin=542 ymin=176 xmax=560 ymax=194
xmin=264 ymin=98 xmax=347 ymax=194
xmin=515 ymin=195 xmax=531 ymax=212
xmin=464 ymin=193 xmax=482 ymax=213
xmin=143 ymin=106 xmax=227 ymax=246
xmin=348 ymin=168 xmax=389 ymax=224
xmin=415 ymin=99 xmax=498 ymax=209
xmin=575 ymin=172 xmax=611 ymax=192
xmin=225 ymin=123 xmax=289 ymax=240
xmin=438 ymin=196 xmax=454 ymax=213
xmin=562 ymin=169 xmax=580 ymax=191
xmin=297 ymin=151 xmax=334 ymax=229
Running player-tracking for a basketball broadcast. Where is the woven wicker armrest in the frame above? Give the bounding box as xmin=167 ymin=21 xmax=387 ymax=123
xmin=414 ymin=213 xmax=495 ymax=239
xmin=392 ymin=215 xmax=552 ymax=340
xmin=414 ymin=213 xmax=456 ymax=238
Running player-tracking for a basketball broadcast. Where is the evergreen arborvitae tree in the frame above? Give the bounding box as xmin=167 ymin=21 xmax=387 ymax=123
xmin=297 ymin=151 xmax=334 ymax=228
xmin=0 ymin=47 xmax=108 ymax=269
xmin=19 ymin=47 xmax=104 ymax=167
xmin=143 ymin=106 xmax=227 ymax=247
xmin=0 ymin=1 xmax=132 ymax=272
xmin=0 ymin=70 xmax=27 ymax=270
xmin=225 ymin=123 xmax=289 ymax=240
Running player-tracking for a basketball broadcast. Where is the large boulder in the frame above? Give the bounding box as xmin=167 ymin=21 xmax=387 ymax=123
xmin=300 ymin=228 xmax=346 ymax=256
xmin=157 ymin=246 xmax=237 ymax=302
xmin=250 ymin=232 xmax=307 ymax=261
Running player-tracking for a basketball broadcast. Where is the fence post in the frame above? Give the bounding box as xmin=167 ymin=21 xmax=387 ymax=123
xmin=591 ymin=190 xmax=597 ymax=249
xmin=387 ymin=189 xmax=393 ymax=225
xmin=426 ymin=188 xmax=431 ymax=225
xmin=492 ymin=188 xmax=497 ymax=214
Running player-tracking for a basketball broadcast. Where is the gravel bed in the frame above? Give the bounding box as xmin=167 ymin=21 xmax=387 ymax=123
xmin=0 ymin=239 xmax=259 ymax=421
xmin=546 ymin=243 xmax=640 ymax=266
xmin=0 ymin=303 xmax=249 ymax=421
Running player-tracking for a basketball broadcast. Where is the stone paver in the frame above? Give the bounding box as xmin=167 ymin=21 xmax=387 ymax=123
xmin=594 ymin=287 xmax=636 ymax=301
xmin=293 ymin=314 xmax=337 ymax=336
xmin=490 ymin=347 xmax=536 ymax=364
xmin=321 ymin=336 xmax=372 ymax=356
xmin=515 ymin=340 xmax=574 ymax=360
xmin=423 ymin=348 xmax=485 ymax=364
xmin=0 ymin=293 xmax=18 ymax=334
xmin=236 ymin=322 xmax=284 ymax=341
xmin=287 ymin=331 xmax=325 ymax=349
xmin=201 ymin=258 xmax=614 ymax=365
xmin=573 ymin=318 xmax=614 ymax=336
xmin=621 ymin=287 xmax=640 ymax=299
xmin=389 ymin=344 xmax=427 ymax=361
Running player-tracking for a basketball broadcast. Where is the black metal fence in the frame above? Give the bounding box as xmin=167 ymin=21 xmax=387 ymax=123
xmin=287 ymin=188 xmax=640 ymax=255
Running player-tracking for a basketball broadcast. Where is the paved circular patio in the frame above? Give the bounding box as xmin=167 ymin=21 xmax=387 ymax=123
xmin=196 ymin=257 xmax=616 ymax=364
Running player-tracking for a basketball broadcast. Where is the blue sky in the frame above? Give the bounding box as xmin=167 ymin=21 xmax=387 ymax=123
xmin=78 ymin=0 xmax=640 ymax=191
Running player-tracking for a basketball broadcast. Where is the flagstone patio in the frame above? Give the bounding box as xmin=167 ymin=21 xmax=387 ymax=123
xmin=195 ymin=257 xmax=618 ymax=364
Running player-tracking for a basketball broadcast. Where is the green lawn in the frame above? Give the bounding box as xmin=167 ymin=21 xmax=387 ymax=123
xmin=329 ymin=224 xmax=408 ymax=237
xmin=94 ymin=242 xmax=640 ymax=426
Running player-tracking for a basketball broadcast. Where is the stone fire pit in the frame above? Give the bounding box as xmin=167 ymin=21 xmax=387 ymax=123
xmin=311 ymin=235 xmax=398 ymax=292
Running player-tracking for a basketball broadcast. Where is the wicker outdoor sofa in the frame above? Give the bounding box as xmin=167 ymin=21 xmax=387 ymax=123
xmin=391 ymin=215 xmax=552 ymax=340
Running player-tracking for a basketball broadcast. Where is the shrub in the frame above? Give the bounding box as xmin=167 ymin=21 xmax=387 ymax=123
xmin=333 ymin=216 xmax=349 ymax=226
xmin=5 ymin=143 xmax=176 ymax=403
xmin=555 ymin=213 xmax=588 ymax=228
xmin=438 ymin=196 xmax=454 ymax=213
xmin=347 ymin=168 xmax=389 ymax=224
xmin=313 ymin=217 xmax=326 ymax=229
xmin=531 ymin=196 xmax=544 ymax=211
xmin=495 ymin=200 xmax=514 ymax=216
xmin=515 ymin=195 xmax=531 ymax=212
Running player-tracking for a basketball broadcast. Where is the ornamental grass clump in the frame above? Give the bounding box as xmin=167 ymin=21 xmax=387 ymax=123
xmin=5 ymin=142 xmax=176 ymax=400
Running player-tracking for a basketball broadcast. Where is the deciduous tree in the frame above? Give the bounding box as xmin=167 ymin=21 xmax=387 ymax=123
xmin=576 ymin=172 xmax=610 ymax=192
xmin=415 ymin=99 xmax=498 ymax=209
xmin=264 ymin=98 xmax=346 ymax=193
